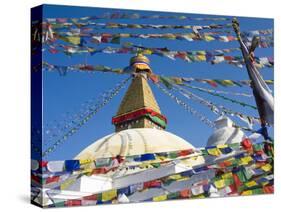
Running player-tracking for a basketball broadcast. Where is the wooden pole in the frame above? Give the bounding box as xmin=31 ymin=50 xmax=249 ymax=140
xmin=232 ymin=18 xmax=267 ymax=127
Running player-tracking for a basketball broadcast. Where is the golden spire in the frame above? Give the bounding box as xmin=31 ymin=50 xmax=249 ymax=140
xmin=112 ymin=54 xmax=167 ymax=132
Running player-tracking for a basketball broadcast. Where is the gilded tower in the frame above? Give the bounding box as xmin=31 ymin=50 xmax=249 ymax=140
xmin=112 ymin=54 xmax=167 ymax=132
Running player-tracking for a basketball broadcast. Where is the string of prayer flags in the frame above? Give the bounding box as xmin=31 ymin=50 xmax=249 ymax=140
xmin=37 ymin=24 xmax=274 ymax=48
xmin=42 ymin=61 xmax=125 ymax=75
xmin=176 ymin=84 xmax=253 ymax=97
xmin=43 ymin=78 xmax=131 ymax=156
xmin=155 ymin=83 xmax=215 ymax=128
xmin=45 ymin=32 xmax=234 ymax=45
xmin=150 ymin=75 xmax=274 ymax=88
xmin=180 ymin=84 xmax=258 ymax=110
xmin=43 ymin=87 xmax=126 ymax=148
xmin=154 ymin=77 xmax=263 ymax=129
xmin=43 ymin=13 xmax=231 ymax=23
xmin=44 ymin=41 xmax=272 ymax=61
xmin=42 ymin=60 xmax=255 ymax=77
xmin=32 ymin=139 xmax=273 ymax=175
xmin=49 ymin=32 xmax=274 ymax=45
xmin=189 ymin=78 xmax=274 ymax=88
xmin=32 ymin=140 xmax=273 ymax=207
xmin=174 ymin=85 xmax=260 ymax=127
xmin=45 ymin=21 xmax=233 ymax=30
xmin=241 ymin=28 xmax=273 ymax=37
xmin=42 ymin=77 xmax=131 ymax=157
xmin=43 ymin=42 xmax=273 ymax=68
xmin=35 ymin=16 xmax=273 ymax=47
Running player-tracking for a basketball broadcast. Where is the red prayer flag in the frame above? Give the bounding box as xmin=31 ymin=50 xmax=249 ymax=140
xmin=46 ymin=176 xmax=60 ymax=184
xmin=180 ymin=189 xmax=190 ymax=198
xmin=179 ymin=149 xmax=193 ymax=156
xmin=228 ymin=184 xmax=237 ymax=194
xmin=39 ymin=161 xmax=48 ymax=167
xmin=83 ymin=194 xmax=98 ymax=201
xmin=241 ymin=138 xmax=253 ymax=150
xmin=263 ymin=185 xmax=274 ymax=194
xmin=205 ymin=80 xmax=218 ymax=87
xmin=233 ymin=173 xmax=242 ymax=188
xmin=65 ymin=199 xmax=82 ymax=206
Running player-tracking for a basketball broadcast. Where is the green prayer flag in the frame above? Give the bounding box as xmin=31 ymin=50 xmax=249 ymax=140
xmin=168 ymin=152 xmax=179 ymax=159
xmin=167 ymin=192 xmax=180 ymax=199
xmin=236 ymin=170 xmax=247 ymax=183
xmin=252 ymin=188 xmax=264 ymax=195
xmin=160 ymin=76 xmax=174 ymax=89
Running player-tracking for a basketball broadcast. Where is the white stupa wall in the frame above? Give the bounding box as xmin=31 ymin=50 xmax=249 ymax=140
xmin=78 ymin=175 xmax=113 ymax=193
xmin=113 ymin=163 xmax=176 ymax=188
xmin=207 ymin=116 xmax=245 ymax=146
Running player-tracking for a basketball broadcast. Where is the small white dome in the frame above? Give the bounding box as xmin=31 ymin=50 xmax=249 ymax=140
xmin=214 ymin=116 xmax=234 ymax=128
xmin=207 ymin=116 xmax=245 ymax=146
xmin=207 ymin=127 xmax=245 ymax=146
xmin=75 ymin=128 xmax=195 ymax=160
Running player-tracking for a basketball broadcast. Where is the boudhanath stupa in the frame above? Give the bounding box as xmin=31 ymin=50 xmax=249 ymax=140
xmin=73 ymin=54 xmax=204 ymax=195
xmin=31 ymin=54 xmax=274 ymax=207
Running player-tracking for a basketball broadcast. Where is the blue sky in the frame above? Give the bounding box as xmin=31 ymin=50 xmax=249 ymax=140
xmin=41 ymin=4 xmax=273 ymax=160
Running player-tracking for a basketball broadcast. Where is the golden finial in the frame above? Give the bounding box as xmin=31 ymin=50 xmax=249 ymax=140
xmin=129 ymin=53 xmax=152 ymax=74
xmin=130 ymin=53 xmax=150 ymax=66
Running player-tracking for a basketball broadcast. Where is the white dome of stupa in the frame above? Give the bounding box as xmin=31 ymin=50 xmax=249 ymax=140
xmin=72 ymin=128 xmax=204 ymax=193
xmin=207 ymin=116 xmax=245 ymax=147
xmin=76 ymin=128 xmax=196 ymax=160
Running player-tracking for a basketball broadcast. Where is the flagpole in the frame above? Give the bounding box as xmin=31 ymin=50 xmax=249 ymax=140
xmin=232 ymin=18 xmax=273 ymax=140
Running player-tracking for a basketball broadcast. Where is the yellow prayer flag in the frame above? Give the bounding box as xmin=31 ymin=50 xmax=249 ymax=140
xmin=245 ymin=181 xmax=258 ymax=188
xmin=197 ymin=51 xmax=206 ymax=55
xmin=64 ymin=36 xmax=81 ymax=45
xmin=241 ymin=190 xmax=253 ymax=196
xmin=102 ymin=189 xmax=117 ymax=202
xmin=222 ymin=172 xmax=233 ymax=179
xmin=157 ymin=156 xmax=167 ymax=161
xmin=168 ymin=174 xmax=183 ymax=180
xmin=214 ymin=179 xmax=225 ymax=189
xmin=204 ymin=35 xmax=215 ymax=41
xmin=172 ymin=77 xmax=183 ymax=85
xmin=207 ymin=148 xmax=221 ymax=156
xmin=177 ymin=177 xmax=189 ymax=182
xmin=79 ymin=159 xmax=92 ymax=165
xmin=153 ymin=195 xmax=167 ymax=201
xmin=240 ymin=156 xmax=253 ymax=165
xmin=221 ymin=80 xmax=235 ymax=86
xmin=196 ymin=55 xmax=206 ymax=61
xmin=261 ymin=164 xmax=272 ymax=172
